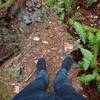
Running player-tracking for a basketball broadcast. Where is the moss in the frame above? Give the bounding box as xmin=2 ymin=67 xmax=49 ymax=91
xmin=0 ymin=83 xmax=11 ymax=100
xmin=0 ymin=0 xmax=13 ymax=9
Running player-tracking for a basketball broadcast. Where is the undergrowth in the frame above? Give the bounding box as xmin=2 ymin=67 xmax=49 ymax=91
xmin=46 ymin=0 xmax=97 ymax=21
xmin=68 ymin=19 xmax=100 ymax=91
xmin=87 ymin=0 xmax=97 ymax=6
xmin=46 ymin=0 xmax=76 ymax=21
xmin=0 ymin=0 xmax=13 ymax=9
xmin=0 ymin=83 xmax=11 ymax=100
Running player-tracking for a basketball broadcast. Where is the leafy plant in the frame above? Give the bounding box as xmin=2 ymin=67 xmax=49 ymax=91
xmin=0 ymin=0 xmax=13 ymax=9
xmin=64 ymin=32 xmax=75 ymax=42
xmin=0 ymin=83 xmax=11 ymax=100
xmin=69 ymin=19 xmax=100 ymax=91
xmin=46 ymin=0 xmax=56 ymax=6
xmin=77 ymin=72 xmax=96 ymax=83
xmin=87 ymin=0 xmax=97 ymax=6
xmin=78 ymin=45 xmax=93 ymax=70
xmin=46 ymin=0 xmax=76 ymax=21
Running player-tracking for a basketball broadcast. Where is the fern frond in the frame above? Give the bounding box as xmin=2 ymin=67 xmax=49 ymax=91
xmin=87 ymin=32 xmax=96 ymax=45
xmin=0 ymin=0 xmax=13 ymax=9
xmin=89 ymin=31 xmax=100 ymax=67
xmin=87 ymin=0 xmax=97 ymax=6
xmin=83 ymin=25 xmax=100 ymax=33
xmin=64 ymin=0 xmax=75 ymax=10
xmin=96 ymin=31 xmax=100 ymax=45
xmin=46 ymin=0 xmax=56 ymax=6
xmin=79 ymin=46 xmax=93 ymax=70
xmin=69 ymin=19 xmax=87 ymax=44
xmin=77 ymin=73 xmax=96 ymax=83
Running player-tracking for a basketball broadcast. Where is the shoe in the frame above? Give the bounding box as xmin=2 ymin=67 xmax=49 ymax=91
xmin=36 ymin=58 xmax=46 ymax=73
xmin=62 ymin=55 xmax=73 ymax=71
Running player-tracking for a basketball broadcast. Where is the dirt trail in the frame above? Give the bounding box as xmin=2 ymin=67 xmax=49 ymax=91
xmin=1 ymin=14 xmax=77 ymax=97
xmin=15 ymin=15 xmax=66 ymax=83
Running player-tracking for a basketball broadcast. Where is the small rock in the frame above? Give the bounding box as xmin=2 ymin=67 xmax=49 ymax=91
xmin=42 ymin=40 xmax=48 ymax=44
xmin=22 ymin=10 xmax=32 ymax=24
xmin=64 ymin=43 xmax=74 ymax=52
xmin=77 ymin=6 xmax=80 ymax=9
xmin=14 ymin=85 xmax=20 ymax=93
xmin=33 ymin=37 xmax=40 ymax=41
xmin=23 ymin=15 xmax=32 ymax=25
xmin=94 ymin=16 xmax=98 ymax=19
xmin=30 ymin=10 xmax=43 ymax=22
xmin=34 ymin=60 xmax=38 ymax=64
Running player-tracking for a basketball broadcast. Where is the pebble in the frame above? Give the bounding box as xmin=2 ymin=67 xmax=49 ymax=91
xmin=94 ymin=16 xmax=98 ymax=19
xmin=42 ymin=40 xmax=48 ymax=44
xmin=64 ymin=43 xmax=74 ymax=52
xmin=34 ymin=60 xmax=38 ymax=64
xmin=14 ymin=85 xmax=20 ymax=93
xmin=49 ymin=21 xmax=52 ymax=24
xmin=33 ymin=37 xmax=40 ymax=41
xmin=77 ymin=6 xmax=80 ymax=9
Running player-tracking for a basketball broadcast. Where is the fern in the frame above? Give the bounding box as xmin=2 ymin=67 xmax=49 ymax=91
xmin=54 ymin=0 xmax=65 ymax=21
xmin=68 ymin=19 xmax=100 ymax=91
xmin=69 ymin=19 xmax=87 ymax=44
xmin=64 ymin=32 xmax=75 ymax=41
xmin=46 ymin=0 xmax=75 ymax=21
xmin=79 ymin=46 xmax=93 ymax=70
xmin=87 ymin=31 xmax=100 ymax=67
xmin=46 ymin=0 xmax=56 ymax=6
xmin=98 ymin=82 xmax=100 ymax=92
xmin=87 ymin=32 xmax=96 ymax=45
xmin=64 ymin=0 xmax=75 ymax=12
xmin=87 ymin=0 xmax=97 ymax=6
xmin=77 ymin=73 xmax=96 ymax=83
xmin=0 ymin=0 xmax=13 ymax=9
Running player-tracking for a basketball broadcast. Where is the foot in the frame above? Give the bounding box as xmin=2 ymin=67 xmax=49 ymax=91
xmin=36 ymin=58 xmax=46 ymax=73
xmin=62 ymin=55 xmax=73 ymax=71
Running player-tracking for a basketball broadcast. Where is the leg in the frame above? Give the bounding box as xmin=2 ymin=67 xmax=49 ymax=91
xmin=20 ymin=69 xmax=48 ymax=93
xmin=54 ymin=56 xmax=84 ymax=100
xmin=13 ymin=58 xmax=48 ymax=100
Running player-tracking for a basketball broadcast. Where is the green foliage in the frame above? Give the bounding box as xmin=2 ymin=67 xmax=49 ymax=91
xmin=64 ymin=32 xmax=75 ymax=41
xmin=64 ymin=0 xmax=75 ymax=11
xmin=71 ymin=11 xmax=84 ymax=21
xmin=69 ymin=19 xmax=87 ymax=44
xmin=0 ymin=83 xmax=11 ymax=100
xmin=7 ymin=67 xmax=16 ymax=79
xmin=0 ymin=0 xmax=13 ymax=9
xmin=79 ymin=46 xmax=93 ymax=70
xmin=87 ymin=0 xmax=97 ymax=6
xmin=46 ymin=0 xmax=56 ymax=6
xmin=46 ymin=0 xmax=76 ymax=21
xmin=69 ymin=19 xmax=100 ymax=91
xmin=77 ymin=72 xmax=96 ymax=83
